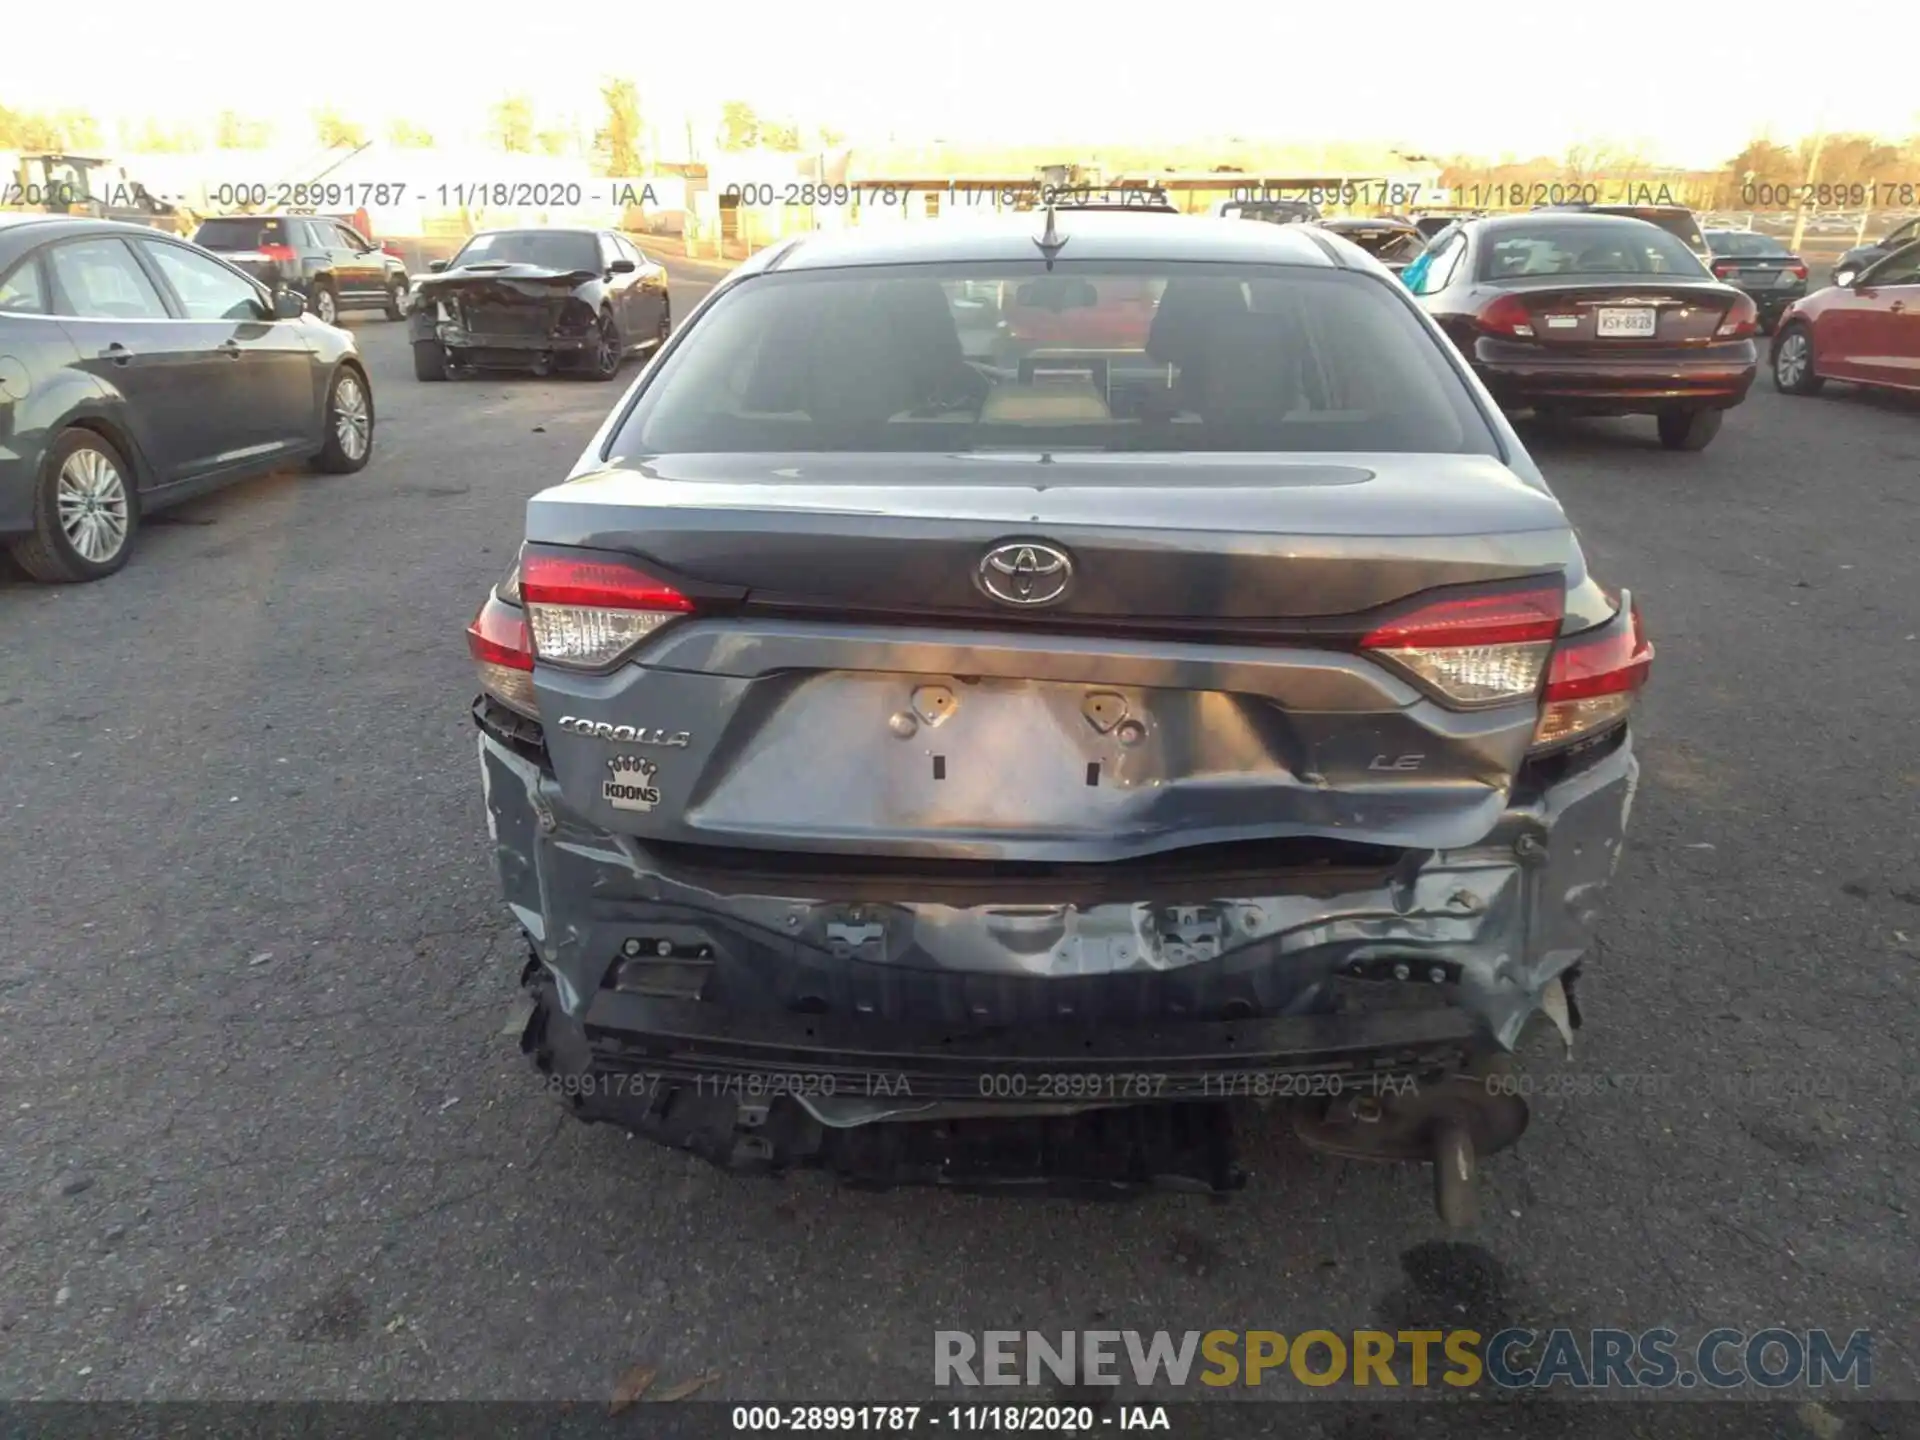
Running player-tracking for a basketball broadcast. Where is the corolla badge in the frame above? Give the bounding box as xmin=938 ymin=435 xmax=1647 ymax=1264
xmin=978 ymin=541 xmax=1073 ymax=607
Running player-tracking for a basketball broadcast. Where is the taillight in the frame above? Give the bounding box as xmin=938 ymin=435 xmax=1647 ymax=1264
xmin=1710 ymin=260 xmax=1738 ymax=279
xmin=1530 ymin=597 xmax=1653 ymax=751
xmin=1475 ymin=294 xmax=1535 ymax=338
xmin=1361 ymin=583 xmax=1565 ymax=706
xmin=259 ymin=243 xmax=296 ymax=262
xmin=1787 ymin=261 xmax=1808 ymax=280
xmin=467 ymin=588 xmax=537 ymax=718
xmin=1715 ymin=293 xmax=1758 ymax=338
xmin=519 ymin=548 xmax=695 ymax=669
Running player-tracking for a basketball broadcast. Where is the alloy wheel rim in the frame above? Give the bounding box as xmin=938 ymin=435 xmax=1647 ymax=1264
xmin=598 ymin=317 xmax=618 ymax=372
xmin=333 ymin=374 xmax=370 ymax=459
xmin=1777 ymin=334 xmax=1808 ymax=385
xmin=56 ymin=447 xmax=130 ymax=563
xmin=316 ymin=289 xmax=336 ymax=323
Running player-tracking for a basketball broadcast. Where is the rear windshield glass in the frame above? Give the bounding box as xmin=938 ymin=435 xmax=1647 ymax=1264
xmin=1221 ymin=201 xmax=1320 ymax=224
xmin=192 ymin=218 xmax=289 ymax=250
xmin=1329 ymin=226 xmax=1425 ymax=263
xmin=611 ymin=263 xmax=1498 ymax=457
xmin=1706 ymin=231 xmax=1789 ymax=257
xmin=1477 ymin=223 xmax=1710 ymax=281
xmin=452 ymin=231 xmax=597 ymax=271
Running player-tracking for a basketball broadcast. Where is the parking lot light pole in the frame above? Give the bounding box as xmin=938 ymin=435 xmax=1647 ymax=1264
xmin=1789 ymin=126 xmax=1826 ymax=256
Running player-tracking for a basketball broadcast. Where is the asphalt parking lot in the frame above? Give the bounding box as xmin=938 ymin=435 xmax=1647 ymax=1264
xmin=3 ymin=257 xmax=1917 ymax=1420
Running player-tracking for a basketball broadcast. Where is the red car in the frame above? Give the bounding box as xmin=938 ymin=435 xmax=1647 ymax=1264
xmin=1771 ymin=239 xmax=1920 ymax=396
xmin=1000 ymin=274 xmax=1160 ymax=350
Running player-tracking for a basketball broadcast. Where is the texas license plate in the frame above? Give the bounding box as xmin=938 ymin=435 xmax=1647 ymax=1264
xmin=1596 ymin=308 xmax=1657 ymax=337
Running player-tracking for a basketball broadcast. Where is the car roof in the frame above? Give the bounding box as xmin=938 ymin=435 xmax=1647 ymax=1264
xmin=1321 ymin=216 xmax=1417 ymax=230
xmin=0 ymin=215 xmax=195 ymax=265
xmin=765 ymin=211 xmax=1342 ymax=271
xmin=470 ymin=226 xmax=604 ymax=237
xmin=1473 ymin=211 xmax=1680 ymax=234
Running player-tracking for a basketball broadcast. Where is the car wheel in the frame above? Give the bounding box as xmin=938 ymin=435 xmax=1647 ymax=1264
xmin=8 ymin=429 xmax=140 ymax=583
xmin=412 ymin=339 xmax=448 ymax=382
xmin=313 ymin=366 xmax=373 ymax=473
xmin=587 ymin=310 xmax=622 ymax=381
xmin=655 ymin=303 xmax=672 ymax=348
xmin=384 ymin=280 xmax=409 ymax=321
xmin=310 ymin=283 xmax=339 ymax=326
xmin=1771 ymin=324 xmax=1824 ymax=395
xmin=1656 ymin=407 xmax=1723 ymax=452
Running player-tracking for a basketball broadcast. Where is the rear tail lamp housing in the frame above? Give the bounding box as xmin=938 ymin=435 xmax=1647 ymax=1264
xmin=1475 ymin=294 xmax=1535 ymax=339
xmin=1715 ymin=293 xmax=1759 ymax=339
xmin=1530 ymin=593 xmax=1653 ymax=750
xmin=519 ymin=546 xmax=696 ymax=670
xmin=467 ymin=579 xmax=537 ymax=718
xmin=1361 ymin=583 xmax=1564 ymax=706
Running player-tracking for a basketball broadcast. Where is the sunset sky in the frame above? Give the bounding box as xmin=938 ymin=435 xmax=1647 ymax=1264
xmin=7 ymin=0 xmax=1913 ymax=166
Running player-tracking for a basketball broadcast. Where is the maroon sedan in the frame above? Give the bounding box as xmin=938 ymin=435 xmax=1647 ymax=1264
xmin=1771 ymin=239 xmax=1920 ymax=397
xmin=1403 ymin=212 xmax=1758 ymax=450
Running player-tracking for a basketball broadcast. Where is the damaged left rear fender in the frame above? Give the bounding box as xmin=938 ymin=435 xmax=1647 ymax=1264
xmin=476 ymin=714 xmax=1637 ymax=1051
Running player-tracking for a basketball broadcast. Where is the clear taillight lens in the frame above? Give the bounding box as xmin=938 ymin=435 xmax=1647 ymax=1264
xmin=1361 ymin=584 xmax=1565 ymax=707
xmin=519 ymin=549 xmax=695 ymax=670
xmin=1531 ymin=597 xmax=1653 ymax=751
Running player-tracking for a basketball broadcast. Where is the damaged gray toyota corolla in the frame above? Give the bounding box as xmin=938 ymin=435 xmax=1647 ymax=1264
xmin=466 ymin=213 xmax=1651 ymax=1225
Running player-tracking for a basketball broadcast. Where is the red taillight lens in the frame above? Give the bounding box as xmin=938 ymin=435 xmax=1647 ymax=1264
xmin=519 ymin=548 xmax=695 ymax=669
xmin=1531 ymin=597 xmax=1653 ymax=751
xmin=259 ymin=243 xmax=296 ymax=262
xmin=1475 ymin=293 xmax=1536 ymax=339
xmin=1787 ymin=261 xmax=1808 ymax=280
xmin=1716 ymin=293 xmax=1758 ymax=339
xmin=1361 ymin=583 xmax=1565 ymax=706
xmin=467 ymin=589 xmax=537 ymax=717
xmin=1710 ymin=260 xmax=1738 ymax=278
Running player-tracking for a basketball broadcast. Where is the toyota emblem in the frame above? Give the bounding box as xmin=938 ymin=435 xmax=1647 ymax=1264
xmin=978 ymin=541 xmax=1073 ymax=607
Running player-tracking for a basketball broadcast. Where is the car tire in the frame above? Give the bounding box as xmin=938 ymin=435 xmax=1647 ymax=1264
xmin=655 ymin=302 xmax=672 ymax=348
xmin=312 ymin=365 xmax=373 ymax=473
xmin=586 ymin=310 xmax=622 ymax=381
xmin=1656 ymin=407 xmax=1723 ymax=452
xmin=1771 ymin=323 xmax=1824 ymax=395
xmin=384 ymin=280 xmax=409 ymax=321
xmin=412 ymin=340 xmax=448 ymax=382
xmin=8 ymin=428 xmax=141 ymax=584
xmin=309 ymin=282 xmax=339 ymax=326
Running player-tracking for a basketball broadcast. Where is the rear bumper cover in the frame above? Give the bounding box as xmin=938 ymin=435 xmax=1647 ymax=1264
xmin=477 ymin=716 xmax=1639 ymax=1096
xmin=1472 ymin=338 xmax=1758 ymax=409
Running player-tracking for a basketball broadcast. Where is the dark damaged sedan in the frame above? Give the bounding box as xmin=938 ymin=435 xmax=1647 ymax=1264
xmin=467 ymin=213 xmax=1653 ymax=1224
xmin=408 ymin=227 xmax=670 ymax=381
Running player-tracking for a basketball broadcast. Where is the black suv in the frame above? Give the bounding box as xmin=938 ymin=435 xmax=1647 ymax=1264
xmin=190 ymin=213 xmax=410 ymax=324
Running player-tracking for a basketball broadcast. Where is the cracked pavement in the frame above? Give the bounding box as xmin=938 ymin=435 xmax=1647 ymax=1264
xmin=2 ymin=259 xmax=1917 ymax=1419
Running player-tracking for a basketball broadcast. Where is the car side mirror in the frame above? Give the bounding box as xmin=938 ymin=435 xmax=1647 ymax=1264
xmin=271 ymin=289 xmax=305 ymax=319
xmin=609 ymin=258 xmax=637 ymax=274
xmin=428 ymin=259 xmax=449 ymax=272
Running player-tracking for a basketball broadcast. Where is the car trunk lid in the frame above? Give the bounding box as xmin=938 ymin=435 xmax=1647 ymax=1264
xmin=517 ymin=452 xmax=1582 ymax=861
xmin=1496 ymin=278 xmax=1740 ymax=345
